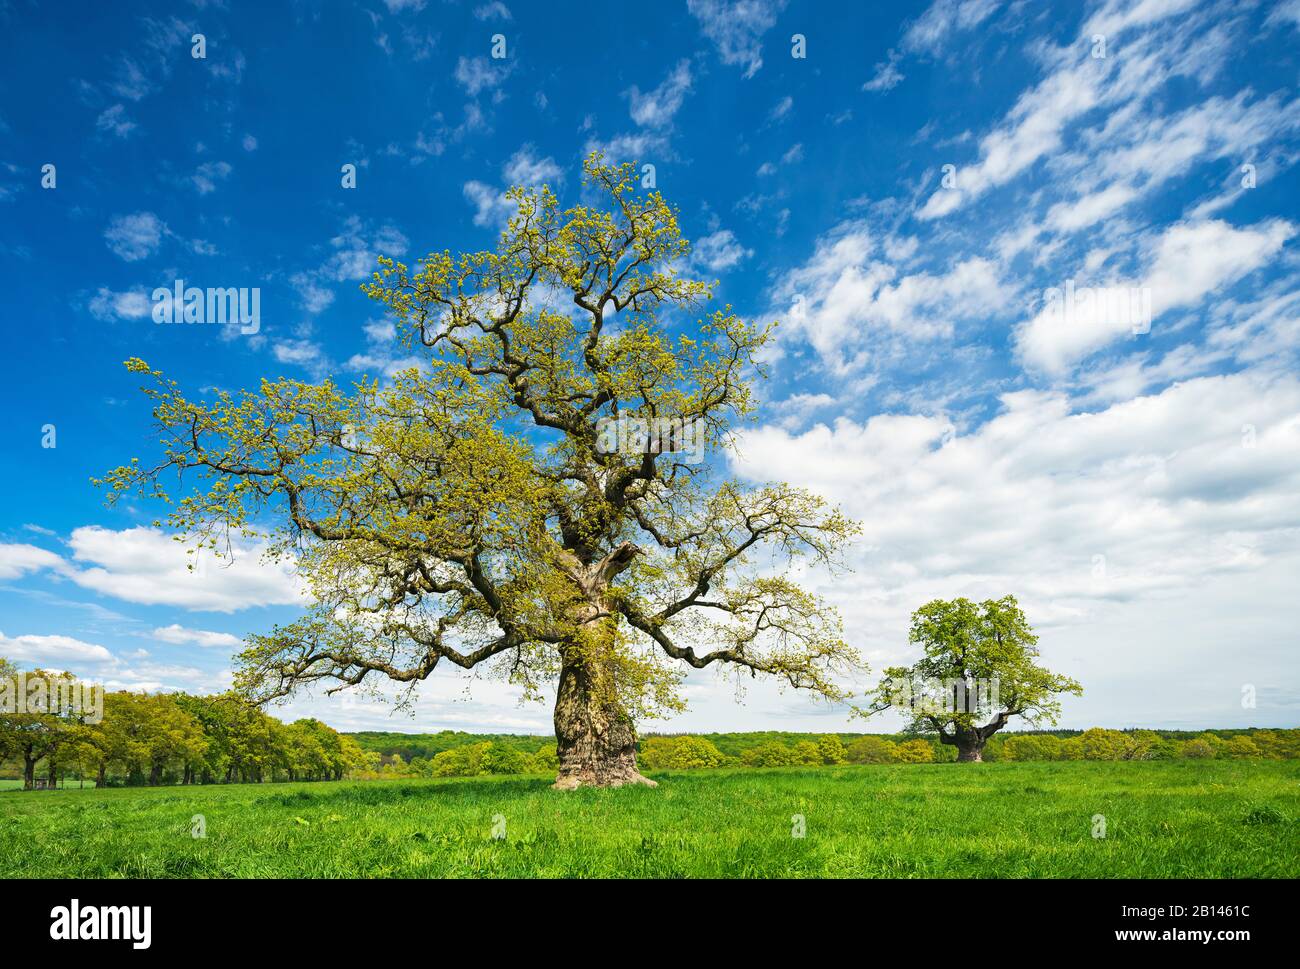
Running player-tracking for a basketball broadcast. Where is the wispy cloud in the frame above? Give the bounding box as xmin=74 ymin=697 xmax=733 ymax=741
xmin=688 ymin=0 xmax=787 ymax=78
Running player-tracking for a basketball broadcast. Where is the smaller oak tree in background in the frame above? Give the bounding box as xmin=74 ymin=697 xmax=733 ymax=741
xmin=867 ymin=596 xmax=1082 ymax=762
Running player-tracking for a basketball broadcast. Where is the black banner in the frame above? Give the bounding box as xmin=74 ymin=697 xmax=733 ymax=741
xmin=5 ymin=878 xmax=1280 ymax=954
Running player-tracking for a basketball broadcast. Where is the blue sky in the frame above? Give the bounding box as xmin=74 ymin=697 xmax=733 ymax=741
xmin=2 ymin=0 xmax=1299 ymax=734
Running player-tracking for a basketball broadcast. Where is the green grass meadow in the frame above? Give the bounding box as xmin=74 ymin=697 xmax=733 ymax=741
xmin=1 ymin=761 xmax=1296 ymax=878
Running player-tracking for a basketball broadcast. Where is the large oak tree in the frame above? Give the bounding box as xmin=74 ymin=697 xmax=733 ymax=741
xmin=102 ymin=156 xmax=861 ymax=788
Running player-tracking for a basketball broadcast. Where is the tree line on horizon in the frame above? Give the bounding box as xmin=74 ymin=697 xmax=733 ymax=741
xmin=0 ymin=660 xmax=369 ymax=790
xmin=348 ymin=726 xmax=1300 ymax=780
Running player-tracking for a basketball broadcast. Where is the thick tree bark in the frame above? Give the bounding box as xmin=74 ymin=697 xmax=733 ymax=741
xmin=552 ymin=649 xmax=655 ymax=790
xmin=957 ymin=709 xmax=1019 ymax=762
xmin=550 ymin=543 xmax=656 ymax=790
xmin=96 ymin=765 xmax=107 ymax=788
xmin=940 ymin=727 xmax=988 ymax=763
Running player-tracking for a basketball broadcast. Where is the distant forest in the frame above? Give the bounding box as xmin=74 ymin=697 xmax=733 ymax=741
xmin=347 ymin=727 xmax=1300 ymax=777
xmin=349 ymin=727 xmax=1300 ymax=760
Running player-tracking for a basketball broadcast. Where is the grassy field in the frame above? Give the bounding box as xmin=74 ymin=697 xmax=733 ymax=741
xmin=1 ymin=761 xmax=1296 ymax=878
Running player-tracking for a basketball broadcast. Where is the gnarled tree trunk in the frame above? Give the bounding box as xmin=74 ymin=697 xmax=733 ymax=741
xmin=941 ymin=727 xmax=988 ymax=763
xmin=550 ymin=543 xmax=656 ymax=790
xmin=956 ymin=743 xmax=984 ymax=762
xmin=552 ymin=648 xmax=653 ymax=790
